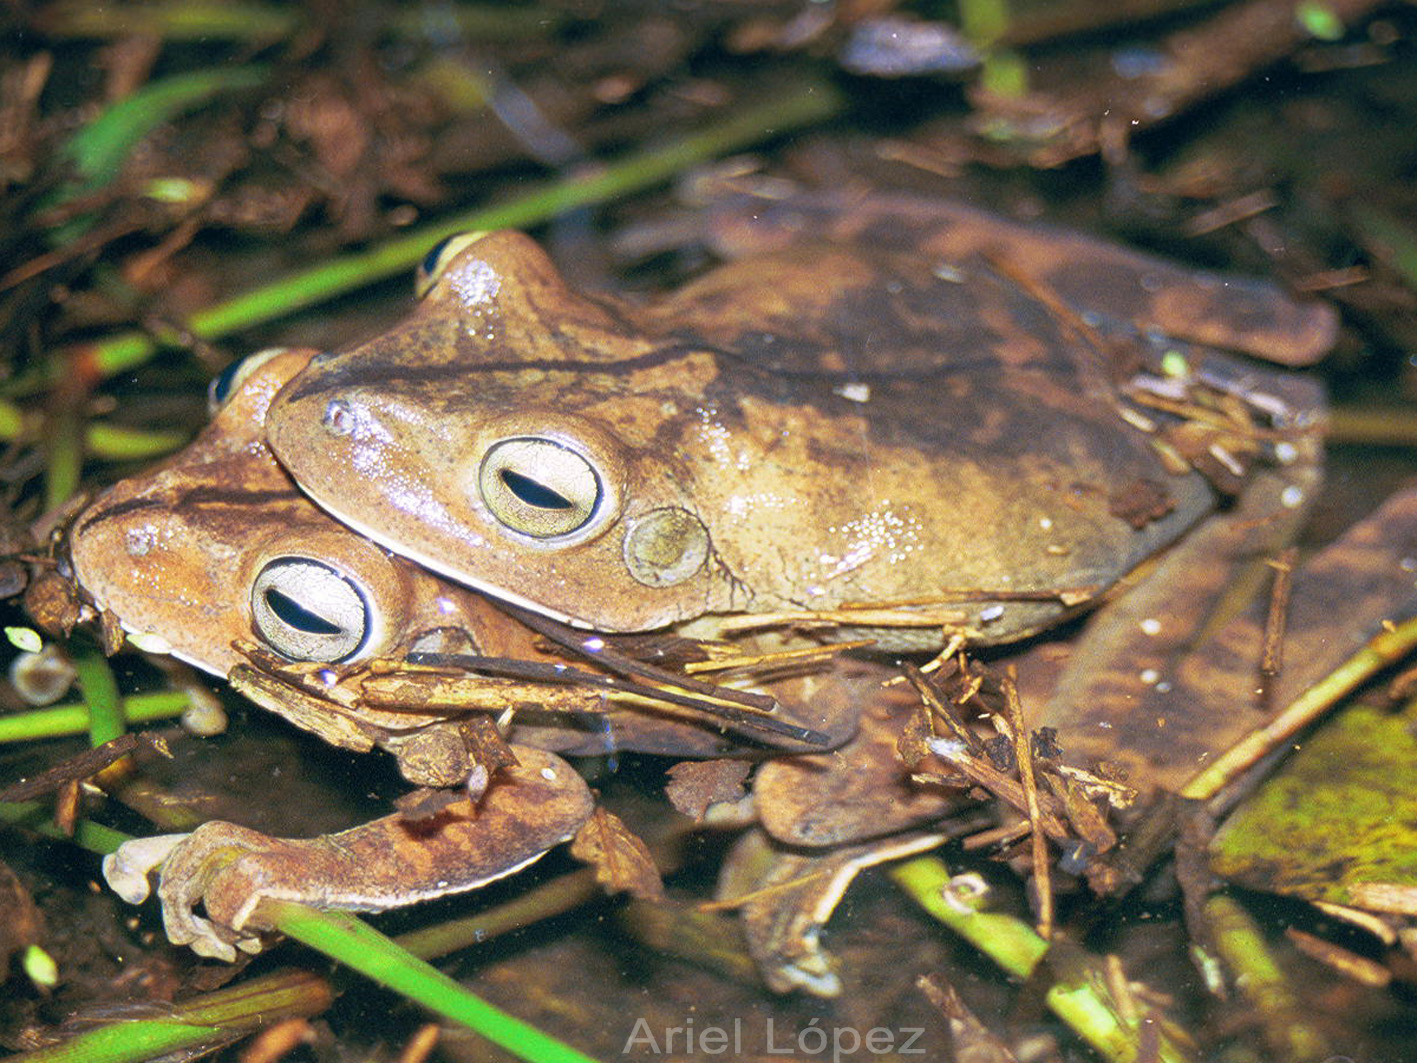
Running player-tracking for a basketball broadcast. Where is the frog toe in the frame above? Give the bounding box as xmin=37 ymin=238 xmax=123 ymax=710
xmin=102 ymin=833 xmax=188 ymax=904
xmin=719 ymin=827 xmax=950 ymax=996
xmin=166 ymin=907 xmax=240 ymax=962
xmin=153 ymin=821 xmax=278 ymax=960
xmin=157 ymin=862 xmax=270 ymax=961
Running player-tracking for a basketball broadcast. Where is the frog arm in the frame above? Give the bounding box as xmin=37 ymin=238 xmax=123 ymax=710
xmin=102 ymin=746 xmax=593 ymax=961
xmin=718 ymin=827 xmax=951 ymax=997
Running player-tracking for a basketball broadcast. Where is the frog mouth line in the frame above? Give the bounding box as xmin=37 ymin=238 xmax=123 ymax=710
xmin=291 ymin=487 xmax=592 ymax=630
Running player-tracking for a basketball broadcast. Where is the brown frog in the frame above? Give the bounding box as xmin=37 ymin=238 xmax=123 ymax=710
xmin=65 ymin=347 xmax=912 ymax=964
xmin=69 ymin=346 xmax=845 ymax=768
xmin=263 ymin=193 xmax=1333 ymax=651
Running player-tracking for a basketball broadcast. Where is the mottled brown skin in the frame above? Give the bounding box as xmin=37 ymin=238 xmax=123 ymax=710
xmin=265 ymin=194 xmax=1333 ymax=647
xmin=701 ymin=193 xmax=1335 ymax=367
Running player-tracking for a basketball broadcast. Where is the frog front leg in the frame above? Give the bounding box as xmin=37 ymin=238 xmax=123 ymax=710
xmin=718 ymin=827 xmax=952 ymax=996
xmin=103 ymin=746 xmax=593 ymax=960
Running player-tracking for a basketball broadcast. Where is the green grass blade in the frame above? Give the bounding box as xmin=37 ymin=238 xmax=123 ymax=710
xmin=83 ymin=421 xmax=189 ymax=460
xmin=890 ymin=855 xmax=1193 ymax=1063
xmin=3 ymin=1020 xmax=228 ymax=1063
xmin=71 ymin=643 xmax=126 ymax=747
xmin=1 ymin=800 xmax=133 ymax=854
xmin=41 ymin=402 xmax=84 ymax=510
xmin=56 ymin=66 xmax=271 ymax=204
xmin=264 ymin=900 xmax=604 ymax=1063
xmin=3 ymin=968 xmax=337 ymax=1063
xmin=0 ymin=691 xmax=190 ymax=743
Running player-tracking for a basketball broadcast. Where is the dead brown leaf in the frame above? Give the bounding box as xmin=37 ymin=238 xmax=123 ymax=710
xmin=664 ymin=759 xmax=751 ymax=821
xmin=571 ymin=807 xmax=665 ymax=902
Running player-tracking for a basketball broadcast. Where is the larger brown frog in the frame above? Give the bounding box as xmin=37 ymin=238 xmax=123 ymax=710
xmin=263 ymin=193 xmax=1332 ymax=651
xmin=61 ymin=194 xmax=1334 ymax=987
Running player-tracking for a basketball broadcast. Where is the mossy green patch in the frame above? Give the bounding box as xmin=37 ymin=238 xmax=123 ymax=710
xmin=1211 ymin=703 xmax=1417 ymax=905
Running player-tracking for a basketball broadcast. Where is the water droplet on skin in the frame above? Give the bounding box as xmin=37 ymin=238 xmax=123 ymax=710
xmin=125 ymin=526 xmax=157 ymax=557
xmin=450 ymin=259 xmax=501 ymax=307
xmin=833 ymin=382 xmax=871 ymax=403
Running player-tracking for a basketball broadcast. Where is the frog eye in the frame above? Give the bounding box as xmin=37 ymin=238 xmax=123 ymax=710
xmin=206 ymin=347 xmax=289 ymax=414
xmin=415 ymin=231 xmax=490 ymax=298
xmin=250 ymin=558 xmax=371 ymax=662
xmin=478 ymin=437 xmax=603 ymax=539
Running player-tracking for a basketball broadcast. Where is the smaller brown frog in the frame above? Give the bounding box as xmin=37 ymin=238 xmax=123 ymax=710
xmin=66 ymin=347 xmax=906 ymax=964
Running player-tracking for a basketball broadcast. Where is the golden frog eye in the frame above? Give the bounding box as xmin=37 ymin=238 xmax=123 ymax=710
xmin=206 ymin=347 xmax=290 ymax=414
xmin=415 ymin=231 xmax=490 ymax=298
xmin=478 ymin=437 xmax=603 ymax=539
xmin=250 ymin=558 xmax=371 ymax=663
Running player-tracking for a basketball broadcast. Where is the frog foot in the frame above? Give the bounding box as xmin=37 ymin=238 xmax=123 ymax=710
xmin=104 ymin=825 xmax=279 ymax=960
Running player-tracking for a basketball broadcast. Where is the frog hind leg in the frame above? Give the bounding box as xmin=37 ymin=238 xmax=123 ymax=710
xmin=103 ymin=745 xmax=593 ymax=960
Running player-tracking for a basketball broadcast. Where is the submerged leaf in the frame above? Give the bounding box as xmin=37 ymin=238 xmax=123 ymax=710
xmin=570 ymin=807 xmax=665 ymax=902
xmin=1211 ymin=703 xmax=1417 ymax=908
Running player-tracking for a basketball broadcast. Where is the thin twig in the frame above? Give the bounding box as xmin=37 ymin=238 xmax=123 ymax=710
xmin=1003 ymin=671 xmax=1052 ymax=938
